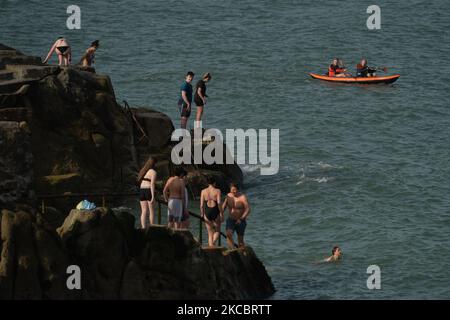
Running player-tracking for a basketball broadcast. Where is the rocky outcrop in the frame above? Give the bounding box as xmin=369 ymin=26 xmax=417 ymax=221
xmin=0 ymin=208 xmax=75 ymax=299
xmin=0 ymin=43 xmax=243 ymax=209
xmin=0 ymin=207 xmax=275 ymax=299
xmin=57 ymin=208 xmax=129 ymax=299
xmin=0 ymin=44 xmax=259 ymax=300
xmin=0 ymin=121 xmax=33 ymax=207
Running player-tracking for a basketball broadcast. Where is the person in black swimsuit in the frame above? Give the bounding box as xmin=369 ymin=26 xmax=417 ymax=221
xmin=194 ymin=72 xmax=212 ymax=128
xmin=137 ymin=157 xmax=157 ymax=228
xmin=200 ymin=176 xmax=223 ymax=247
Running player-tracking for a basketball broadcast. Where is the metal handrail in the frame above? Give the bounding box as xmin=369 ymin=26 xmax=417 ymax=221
xmin=37 ymin=192 xmax=228 ymax=247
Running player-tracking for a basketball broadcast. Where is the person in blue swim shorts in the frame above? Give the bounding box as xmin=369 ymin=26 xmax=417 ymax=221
xmin=222 ymin=182 xmax=250 ymax=249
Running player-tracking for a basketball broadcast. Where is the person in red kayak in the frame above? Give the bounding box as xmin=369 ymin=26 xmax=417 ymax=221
xmin=356 ymin=59 xmax=377 ymax=77
xmin=328 ymin=58 xmax=348 ymax=77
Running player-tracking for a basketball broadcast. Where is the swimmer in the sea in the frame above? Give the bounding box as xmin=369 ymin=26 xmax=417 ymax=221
xmin=322 ymin=246 xmax=342 ymax=263
xmin=43 ymin=37 xmax=71 ymax=66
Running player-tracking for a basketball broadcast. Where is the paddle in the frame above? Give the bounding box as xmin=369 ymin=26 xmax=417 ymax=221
xmin=375 ymin=66 xmax=388 ymax=73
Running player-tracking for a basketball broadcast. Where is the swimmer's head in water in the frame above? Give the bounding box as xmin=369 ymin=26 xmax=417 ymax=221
xmin=332 ymin=246 xmax=342 ymax=258
xmin=186 ymin=71 xmax=195 ymax=83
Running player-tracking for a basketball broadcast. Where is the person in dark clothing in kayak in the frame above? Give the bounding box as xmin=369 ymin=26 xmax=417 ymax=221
xmin=356 ymin=59 xmax=377 ymax=77
xmin=328 ymin=58 xmax=347 ymax=77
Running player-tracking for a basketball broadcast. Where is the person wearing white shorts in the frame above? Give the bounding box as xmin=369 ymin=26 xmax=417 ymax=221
xmin=168 ymin=198 xmax=183 ymax=224
xmin=163 ymin=167 xmax=187 ymax=229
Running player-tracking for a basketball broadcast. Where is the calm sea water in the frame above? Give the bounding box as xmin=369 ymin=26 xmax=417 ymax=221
xmin=2 ymin=0 xmax=450 ymax=299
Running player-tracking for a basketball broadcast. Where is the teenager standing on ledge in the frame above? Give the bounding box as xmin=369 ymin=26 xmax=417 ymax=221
xmin=178 ymin=71 xmax=195 ymax=129
xmin=194 ymin=72 xmax=212 ymax=128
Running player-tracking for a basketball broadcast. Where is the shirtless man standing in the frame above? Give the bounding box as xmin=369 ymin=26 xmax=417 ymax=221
xmin=163 ymin=167 xmax=187 ymax=230
xmin=222 ymin=183 xmax=250 ymax=249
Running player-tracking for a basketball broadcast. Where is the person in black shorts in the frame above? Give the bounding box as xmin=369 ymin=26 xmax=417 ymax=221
xmin=178 ymin=71 xmax=195 ymax=129
xmin=194 ymin=72 xmax=212 ymax=128
xmin=137 ymin=157 xmax=157 ymax=228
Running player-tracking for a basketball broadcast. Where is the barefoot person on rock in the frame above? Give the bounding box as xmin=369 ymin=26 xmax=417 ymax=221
xmin=194 ymin=72 xmax=212 ymax=128
xmin=137 ymin=157 xmax=157 ymax=228
xmin=79 ymin=40 xmax=99 ymax=67
xmin=43 ymin=37 xmax=72 ymax=66
xmin=200 ymin=176 xmax=223 ymax=247
xmin=178 ymin=71 xmax=195 ymax=129
xmin=163 ymin=167 xmax=187 ymax=229
xmin=222 ymin=183 xmax=250 ymax=249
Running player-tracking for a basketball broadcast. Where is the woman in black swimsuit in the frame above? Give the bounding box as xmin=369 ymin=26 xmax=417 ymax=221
xmin=43 ymin=37 xmax=72 ymax=66
xmin=137 ymin=157 xmax=157 ymax=228
xmin=194 ymin=72 xmax=212 ymax=128
xmin=200 ymin=176 xmax=223 ymax=246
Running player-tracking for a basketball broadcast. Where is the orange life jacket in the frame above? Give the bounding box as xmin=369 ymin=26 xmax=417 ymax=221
xmin=328 ymin=65 xmax=344 ymax=77
xmin=328 ymin=66 xmax=335 ymax=77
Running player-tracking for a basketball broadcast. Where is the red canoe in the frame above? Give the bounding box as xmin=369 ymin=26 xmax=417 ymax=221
xmin=309 ymin=73 xmax=400 ymax=84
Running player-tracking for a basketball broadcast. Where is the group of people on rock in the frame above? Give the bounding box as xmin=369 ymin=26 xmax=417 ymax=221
xmin=137 ymin=157 xmax=250 ymax=249
xmin=43 ymin=37 xmax=99 ymax=67
xmin=41 ymin=36 xmax=338 ymax=259
xmin=327 ymin=58 xmax=378 ymax=77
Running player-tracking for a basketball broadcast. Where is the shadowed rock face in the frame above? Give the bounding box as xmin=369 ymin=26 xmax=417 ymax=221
xmin=0 ymin=43 xmax=243 ymax=209
xmin=0 ymin=45 xmax=260 ymax=300
xmin=0 ymin=208 xmax=75 ymax=300
xmin=0 ymin=121 xmax=33 ymax=206
xmin=0 ymin=207 xmax=275 ymax=300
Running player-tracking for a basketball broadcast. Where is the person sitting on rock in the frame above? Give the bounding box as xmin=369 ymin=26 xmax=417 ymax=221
xmin=79 ymin=40 xmax=99 ymax=67
xmin=222 ymin=183 xmax=250 ymax=249
xmin=163 ymin=166 xmax=187 ymax=230
xmin=43 ymin=37 xmax=71 ymax=66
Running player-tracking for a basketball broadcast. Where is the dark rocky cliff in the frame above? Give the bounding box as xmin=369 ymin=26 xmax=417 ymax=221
xmin=0 ymin=44 xmax=274 ymax=300
xmin=0 ymin=43 xmax=243 ymax=209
